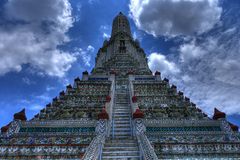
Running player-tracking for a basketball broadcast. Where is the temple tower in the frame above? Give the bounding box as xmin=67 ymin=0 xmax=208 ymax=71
xmin=0 ymin=12 xmax=239 ymax=160
xmin=111 ymin=12 xmax=132 ymax=37
xmin=93 ymin=12 xmax=151 ymax=76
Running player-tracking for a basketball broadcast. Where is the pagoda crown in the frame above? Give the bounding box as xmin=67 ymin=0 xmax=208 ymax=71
xmin=92 ymin=12 xmax=152 ymax=75
xmin=111 ymin=12 xmax=132 ymax=38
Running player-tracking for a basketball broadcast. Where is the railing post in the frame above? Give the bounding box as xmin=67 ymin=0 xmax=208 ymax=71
xmin=112 ymin=119 xmax=114 ymax=139
xmin=98 ymin=142 xmax=102 ymax=160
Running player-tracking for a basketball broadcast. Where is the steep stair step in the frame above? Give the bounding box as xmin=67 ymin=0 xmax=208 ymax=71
xmin=102 ymin=151 xmax=140 ymax=156
xmin=102 ymin=156 xmax=140 ymax=160
xmin=103 ymin=146 xmax=138 ymax=151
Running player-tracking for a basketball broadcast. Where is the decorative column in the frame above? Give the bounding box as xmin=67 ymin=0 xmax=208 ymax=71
xmin=155 ymin=71 xmax=161 ymax=81
xmin=82 ymin=71 xmax=89 ymax=81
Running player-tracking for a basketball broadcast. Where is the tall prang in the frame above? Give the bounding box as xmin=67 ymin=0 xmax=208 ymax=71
xmin=0 ymin=12 xmax=240 ymax=160
xmin=93 ymin=12 xmax=151 ymax=76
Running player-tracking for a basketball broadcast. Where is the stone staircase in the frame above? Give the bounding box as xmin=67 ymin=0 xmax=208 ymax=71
xmin=102 ymin=78 xmax=141 ymax=160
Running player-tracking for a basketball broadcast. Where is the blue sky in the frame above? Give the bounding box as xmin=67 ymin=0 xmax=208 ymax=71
xmin=0 ymin=0 xmax=239 ymax=128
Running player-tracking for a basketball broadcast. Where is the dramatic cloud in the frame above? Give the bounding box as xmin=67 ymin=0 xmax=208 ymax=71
xmin=145 ymin=1 xmax=240 ymax=115
xmin=148 ymin=20 xmax=240 ymax=115
xmin=180 ymin=38 xmax=217 ymax=62
xmin=177 ymin=32 xmax=240 ymax=115
xmin=129 ymin=0 xmax=222 ymax=37
xmin=148 ymin=52 xmax=180 ymax=76
xmin=0 ymin=0 xmax=76 ymax=77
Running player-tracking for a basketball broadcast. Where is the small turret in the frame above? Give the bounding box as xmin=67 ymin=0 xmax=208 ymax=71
xmin=14 ymin=109 xmax=27 ymax=121
xmin=82 ymin=71 xmax=89 ymax=81
xmin=59 ymin=91 xmax=65 ymax=96
xmin=155 ymin=71 xmax=161 ymax=76
xmin=228 ymin=122 xmax=239 ymax=132
xmin=74 ymin=77 xmax=80 ymax=82
xmin=155 ymin=71 xmax=161 ymax=80
xmin=53 ymin=97 xmax=58 ymax=102
xmin=1 ymin=123 xmax=11 ymax=133
xmin=213 ymin=108 xmax=226 ymax=120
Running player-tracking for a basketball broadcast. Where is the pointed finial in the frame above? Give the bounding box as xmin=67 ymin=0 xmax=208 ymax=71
xmin=14 ymin=109 xmax=27 ymax=121
xmin=213 ymin=107 xmax=226 ymax=120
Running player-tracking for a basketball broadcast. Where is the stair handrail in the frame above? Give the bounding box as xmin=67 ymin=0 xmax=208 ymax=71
xmin=128 ymin=76 xmax=138 ymax=114
xmin=112 ymin=117 xmax=115 ymax=138
xmin=128 ymin=75 xmax=158 ymax=159
xmin=134 ymin=119 xmax=159 ymax=160
xmin=105 ymin=74 xmax=115 ymax=137
xmin=82 ymin=119 xmax=108 ymax=160
xmin=129 ymin=114 xmax=133 ymax=137
xmin=128 ymin=76 xmax=136 ymax=137
xmin=82 ymin=134 xmax=105 ymax=160
xmin=137 ymin=133 xmax=159 ymax=160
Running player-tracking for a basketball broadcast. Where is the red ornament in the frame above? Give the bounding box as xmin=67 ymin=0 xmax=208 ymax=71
xmin=229 ymin=122 xmax=239 ymax=132
xmin=133 ymin=108 xmax=144 ymax=119
xmin=98 ymin=108 xmax=109 ymax=120
xmin=127 ymin=70 xmax=134 ymax=75
xmin=1 ymin=123 xmax=11 ymax=133
xmin=213 ymin=108 xmax=226 ymax=120
xmin=106 ymin=96 xmax=111 ymax=102
xmin=14 ymin=109 xmax=27 ymax=121
xmin=132 ymin=96 xmax=137 ymax=103
xmin=110 ymin=70 xmax=117 ymax=75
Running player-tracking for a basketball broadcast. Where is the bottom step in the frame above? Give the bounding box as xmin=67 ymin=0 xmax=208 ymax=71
xmin=102 ymin=155 xmax=140 ymax=160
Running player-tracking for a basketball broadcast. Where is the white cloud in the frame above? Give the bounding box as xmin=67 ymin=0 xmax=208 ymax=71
xmin=0 ymin=0 xmax=76 ymax=77
xmin=148 ymin=52 xmax=180 ymax=77
xmin=180 ymin=38 xmax=217 ymax=62
xmin=172 ymin=30 xmax=240 ymax=115
xmin=29 ymin=105 xmax=44 ymax=111
xmin=36 ymin=94 xmax=51 ymax=102
xmin=103 ymin=33 xmax=110 ymax=39
xmin=46 ymin=86 xmax=56 ymax=92
xmin=149 ymin=45 xmax=240 ymax=115
xmin=88 ymin=0 xmax=99 ymax=4
xmin=146 ymin=2 xmax=240 ymax=116
xmin=100 ymin=25 xmax=111 ymax=39
xmin=129 ymin=0 xmax=222 ymax=37
xmin=74 ymin=45 xmax=95 ymax=67
xmin=22 ymin=77 xmax=36 ymax=85
xmin=87 ymin=45 xmax=95 ymax=52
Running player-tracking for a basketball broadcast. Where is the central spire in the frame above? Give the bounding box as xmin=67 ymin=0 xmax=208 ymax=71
xmin=111 ymin=12 xmax=132 ymax=37
xmin=92 ymin=12 xmax=152 ymax=76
